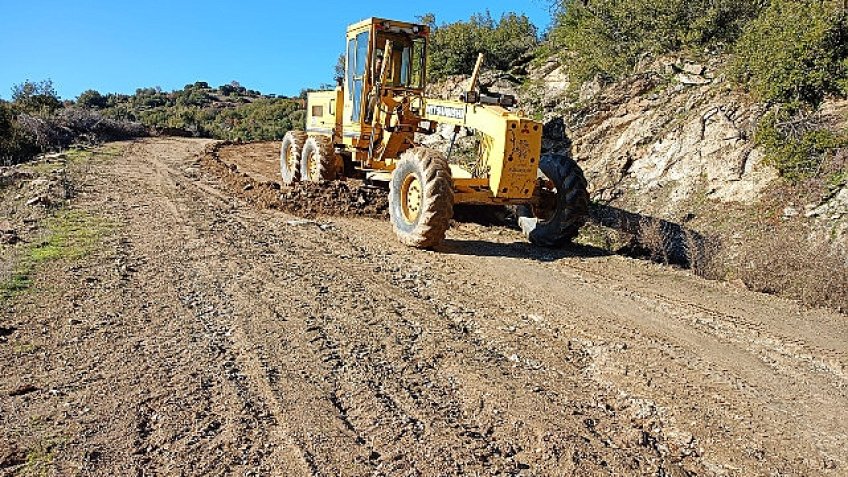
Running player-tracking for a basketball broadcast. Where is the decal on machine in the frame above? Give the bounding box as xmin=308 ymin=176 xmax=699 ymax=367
xmin=425 ymin=104 xmax=465 ymax=120
xmin=508 ymin=131 xmax=531 ymax=161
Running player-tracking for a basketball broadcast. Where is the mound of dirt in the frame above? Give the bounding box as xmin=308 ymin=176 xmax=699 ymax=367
xmin=279 ymin=181 xmax=388 ymax=219
xmin=201 ymin=142 xmax=388 ymax=219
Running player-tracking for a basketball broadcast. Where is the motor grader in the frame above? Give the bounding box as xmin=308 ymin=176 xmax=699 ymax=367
xmin=280 ymin=17 xmax=589 ymax=248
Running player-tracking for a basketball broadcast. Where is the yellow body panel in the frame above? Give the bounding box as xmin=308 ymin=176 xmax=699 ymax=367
xmin=305 ymin=88 xmax=343 ymax=141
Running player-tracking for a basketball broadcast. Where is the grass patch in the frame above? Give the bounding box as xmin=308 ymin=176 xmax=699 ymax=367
xmin=12 ymin=341 xmax=41 ymax=355
xmin=0 ymin=209 xmax=112 ymax=301
xmin=20 ymin=436 xmax=67 ymax=477
xmin=17 ymin=143 xmax=124 ymax=176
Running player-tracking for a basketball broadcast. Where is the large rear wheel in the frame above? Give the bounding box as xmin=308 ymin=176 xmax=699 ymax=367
xmin=301 ymin=136 xmax=341 ymax=182
xmin=519 ymin=153 xmax=590 ymax=247
xmin=280 ymin=131 xmax=307 ymax=185
xmin=389 ymin=147 xmax=454 ymax=248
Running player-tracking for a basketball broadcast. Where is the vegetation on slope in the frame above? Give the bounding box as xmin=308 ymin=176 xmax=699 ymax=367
xmin=0 ymin=80 xmax=305 ymax=165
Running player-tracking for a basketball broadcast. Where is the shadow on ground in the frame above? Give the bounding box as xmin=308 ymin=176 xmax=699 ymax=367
xmin=445 ymin=203 xmax=716 ymax=269
xmin=439 ymin=238 xmax=608 ymax=262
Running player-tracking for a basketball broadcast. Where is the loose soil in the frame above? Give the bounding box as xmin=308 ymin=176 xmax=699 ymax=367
xmin=1 ymin=138 xmax=846 ymax=476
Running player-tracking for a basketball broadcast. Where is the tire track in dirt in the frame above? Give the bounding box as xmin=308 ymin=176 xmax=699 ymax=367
xmin=99 ymin=139 xmax=317 ymax=475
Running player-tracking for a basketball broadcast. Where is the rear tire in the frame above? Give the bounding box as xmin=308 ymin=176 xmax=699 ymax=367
xmin=389 ymin=147 xmax=454 ymax=248
xmin=280 ymin=131 xmax=307 ymax=185
xmin=519 ymin=153 xmax=589 ymax=247
xmin=301 ymin=136 xmax=341 ymax=182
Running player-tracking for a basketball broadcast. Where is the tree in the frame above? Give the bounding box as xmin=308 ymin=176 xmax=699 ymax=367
xmin=548 ymin=0 xmax=767 ymax=84
xmin=334 ymin=54 xmax=345 ymax=85
xmin=77 ymin=89 xmax=108 ymax=109
xmin=11 ymin=79 xmax=62 ymax=113
xmin=426 ymin=12 xmax=539 ymax=81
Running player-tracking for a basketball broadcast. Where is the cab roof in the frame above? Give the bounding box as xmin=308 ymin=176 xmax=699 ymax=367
xmin=346 ymin=17 xmax=429 ymax=36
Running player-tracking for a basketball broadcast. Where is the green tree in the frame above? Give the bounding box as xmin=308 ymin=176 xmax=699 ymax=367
xmin=11 ymin=79 xmax=62 ymax=114
xmin=426 ymin=12 xmax=539 ymax=80
xmin=77 ymin=89 xmax=108 ymax=109
xmin=334 ymin=54 xmax=345 ymax=85
xmin=484 ymin=13 xmax=538 ymax=71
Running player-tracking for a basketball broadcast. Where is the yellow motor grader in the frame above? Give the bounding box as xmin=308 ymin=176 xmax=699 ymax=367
xmin=281 ymin=17 xmax=589 ymax=248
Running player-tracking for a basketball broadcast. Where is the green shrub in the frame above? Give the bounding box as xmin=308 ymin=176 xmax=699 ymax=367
xmin=733 ymin=0 xmax=848 ymax=107
xmin=755 ymin=108 xmax=847 ymax=180
xmin=425 ymin=11 xmax=538 ymax=80
xmin=549 ymin=0 xmax=765 ymax=84
xmin=0 ymin=102 xmax=39 ymax=165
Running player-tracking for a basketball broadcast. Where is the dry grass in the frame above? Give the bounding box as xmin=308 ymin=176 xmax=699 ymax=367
xmin=735 ymin=225 xmax=848 ymax=312
xmin=683 ymin=229 xmax=725 ymax=280
xmin=637 ymin=217 xmax=672 ymax=264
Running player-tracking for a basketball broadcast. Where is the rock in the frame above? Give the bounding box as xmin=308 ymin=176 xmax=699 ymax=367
xmin=809 ymin=187 xmax=848 ymax=220
xmin=676 ymin=73 xmax=711 ymax=86
xmin=0 ymin=221 xmax=18 ymax=245
xmin=29 ymin=178 xmax=49 ymax=189
xmin=0 ymin=440 xmax=25 ymax=469
xmin=783 ymin=206 xmax=799 ymax=218
xmin=579 ymin=78 xmax=603 ymax=102
xmin=0 ymin=230 xmax=18 ymax=245
xmin=682 ymin=63 xmax=705 ymax=76
xmin=25 ymin=196 xmax=49 ymax=207
xmin=242 ymin=184 xmax=254 ymax=191
xmin=286 ymin=219 xmax=318 ymax=227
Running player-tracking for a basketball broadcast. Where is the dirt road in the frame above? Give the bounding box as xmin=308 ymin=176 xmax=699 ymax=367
xmin=2 ymin=138 xmax=846 ymax=476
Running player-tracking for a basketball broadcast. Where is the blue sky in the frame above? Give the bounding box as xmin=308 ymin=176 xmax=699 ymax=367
xmin=0 ymin=0 xmax=556 ymax=100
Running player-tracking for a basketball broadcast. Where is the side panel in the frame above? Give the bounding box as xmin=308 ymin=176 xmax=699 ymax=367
xmin=306 ymin=90 xmax=341 ymax=141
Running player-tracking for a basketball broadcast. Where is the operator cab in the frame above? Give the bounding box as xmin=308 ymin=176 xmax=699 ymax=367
xmin=344 ymin=18 xmax=429 ymax=128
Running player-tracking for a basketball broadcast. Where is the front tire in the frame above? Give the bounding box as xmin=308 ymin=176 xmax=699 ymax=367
xmin=389 ymin=147 xmax=454 ymax=248
xmin=280 ymin=131 xmax=307 ymax=185
xmin=519 ymin=153 xmax=590 ymax=247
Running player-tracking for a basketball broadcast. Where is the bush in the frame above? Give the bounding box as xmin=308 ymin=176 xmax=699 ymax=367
xmin=737 ymin=222 xmax=848 ymax=312
xmin=16 ymin=108 xmax=147 ymax=151
xmin=206 ymin=98 xmax=305 ymax=141
xmin=0 ymin=102 xmax=39 ymax=165
xmin=732 ymin=0 xmax=848 ymax=107
xmin=549 ymin=0 xmax=765 ymax=84
xmin=426 ymin=11 xmax=538 ymax=80
xmin=755 ymin=107 xmax=847 ymax=180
